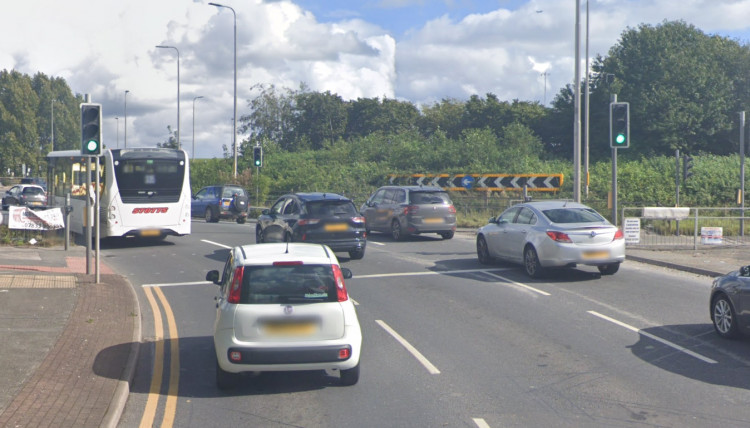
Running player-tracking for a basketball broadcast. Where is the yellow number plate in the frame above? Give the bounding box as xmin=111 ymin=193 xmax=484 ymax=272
xmin=582 ymin=250 xmax=609 ymax=260
xmin=324 ymin=223 xmax=348 ymax=231
xmin=140 ymin=229 xmax=161 ymax=237
xmin=423 ymin=218 xmax=444 ymax=224
xmin=263 ymin=322 xmax=317 ymax=336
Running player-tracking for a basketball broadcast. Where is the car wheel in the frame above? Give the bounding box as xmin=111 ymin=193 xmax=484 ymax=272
xmin=391 ymin=220 xmax=403 ymax=241
xmin=205 ymin=207 xmax=215 ymax=223
xmin=339 ymin=362 xmax=360 ymax=386
xmin=524 ymin=246 xmax=545 ymax=278
xmin=439 ymin=231 xmax=454 ymax=240
xmin=216 ymin=359 xmax=239 ymax=390
xmin=255 ymin=227 xmax=264 ymax=244
xmin=713 ymin=294 xmax=740 ymax=339
xmin=598 ymin=263 xmax=620 ymax=275
xmin=236 ymin=217 xmax=246 ymax=224
xmin=349 ymin=247 xmax=365 ymax=260
xmin=477 ymin=235 xmax=492 ymax=265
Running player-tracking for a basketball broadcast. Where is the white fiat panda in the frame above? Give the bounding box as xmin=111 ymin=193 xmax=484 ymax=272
xmin=206 ymin=242 xmax=362 ymax=389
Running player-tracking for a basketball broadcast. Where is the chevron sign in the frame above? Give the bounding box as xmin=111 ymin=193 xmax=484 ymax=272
xmin=387 ymin=174 xmax=564 ymax=192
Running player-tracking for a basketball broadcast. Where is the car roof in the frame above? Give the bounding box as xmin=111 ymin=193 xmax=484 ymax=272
xmin=292 ymin=192 xmax=350 ymax=202
xmin=18 ymin=184 xmax=45 ymax=191
xmin=522 ymin=200 xmax=593 ymax=210
xmin=235 ymin=243 xmax=337 ymax=266
xmin=379 ymin=185 xmax=445 ymax=192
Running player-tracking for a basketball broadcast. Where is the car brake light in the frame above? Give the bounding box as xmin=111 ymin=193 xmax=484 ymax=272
xmin=273 ymin=261 xmax=304 ymax=266
xmin=403 ymin=205 xmax=418 ymax=215
xmin=546 ymin=231 xmax=572 ymax=243
xmin=227 ymin=267 xmax=244 ymax=304
xmin=613 ymin=229 xmax=624 ymax=241
xmin=448 ymin=205 xmax=456 ymax=214
xmin=351 ymin=216 xmax=365 ymax=224
xmin=332 ymin=265 xmax=349 ymax=302
xmin=298 ymin=218 xmax=320 ymax=226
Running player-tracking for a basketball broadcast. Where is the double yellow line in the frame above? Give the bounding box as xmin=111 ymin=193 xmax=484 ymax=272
xmin=140 ymin=286 xmax=180 ymax=428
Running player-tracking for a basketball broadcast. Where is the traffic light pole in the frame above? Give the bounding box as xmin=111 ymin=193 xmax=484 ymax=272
xmin=611 ymin=94 xmax=618 ymax=226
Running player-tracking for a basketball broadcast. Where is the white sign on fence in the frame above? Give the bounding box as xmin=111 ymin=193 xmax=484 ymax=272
xmin=8 ymin=207 xmax=65 ymax=230
xmin=700 ymin=226 xmax=723 ymax=245
xmin=623 ymin=217 xmax=641 ymax=244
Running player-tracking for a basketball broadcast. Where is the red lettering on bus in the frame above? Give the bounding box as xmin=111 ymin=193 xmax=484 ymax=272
xmin=132 ymin=207 xmax=168 ymax=214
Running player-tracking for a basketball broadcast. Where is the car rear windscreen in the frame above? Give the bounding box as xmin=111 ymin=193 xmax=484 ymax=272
xmin=410 ymin=191 xmax=452 ymax=205
xmin=305 ymin=200 xmax=357 ymax=217
xmin=241 ymin=264 xmax=337 ymax=304
xmin=543 ymin=208 xmax=605 ymax=224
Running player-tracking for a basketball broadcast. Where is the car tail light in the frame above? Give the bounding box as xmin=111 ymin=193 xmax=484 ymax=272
xmin=351 ymin=216 xmax=365 ymax=224
xmin=227 ymin=267 xmax=244 ymax=304
xmin=338 ymin=348 xmax=351 ymax=359
xmin=298 ymin=218 xmax=320 ymax=226
xmin=332 ymin=265 xmax=349 ymax=302
xmin=448 ymin=205 xmax=456 ymax=214
xmin=546 ymin=231 xmax=572 ymax=243
xmin=613 ymin=229 xmax=624 ymax=241
xmin=230 ymin=351 xmax=242 ymax=362
xmin=403 ymin=205 xmax=418 ymax=215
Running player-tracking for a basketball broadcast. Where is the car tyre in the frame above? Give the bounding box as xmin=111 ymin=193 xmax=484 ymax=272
xmin=713 ymin=294 xmax=740 ymax=339
xmin=598 ymin=263 xmax=620 ymax=275
xmin=439 ymin=231 xmax=454 ymax=240
xmin=391 ymin=220 xmax=403 ymax=241
xmin=339 ymin=362 xmax=360 ymax=386
xmin=236 ymin=217 xmax=246 ymax=224
xmin=255 ymin=227 xmax=264 ymax=244
xmin=216 ymin=359 xmax=239 ymax=390
xmin=205 ymin=207 xmax=218 ymax=223
xmin=477 ymin=235 xmax=492 ymax=265
xmin=524 ymin=246 xmax=545 ymax=278
xmin=349 ymin=247 xmax=365 ymax=260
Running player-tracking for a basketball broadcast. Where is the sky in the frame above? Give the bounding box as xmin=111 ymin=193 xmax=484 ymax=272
xmin=3 ymin=0 xmax=750 ymax=159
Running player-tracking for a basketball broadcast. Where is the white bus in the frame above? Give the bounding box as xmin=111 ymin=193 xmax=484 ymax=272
xmin=46 ymin=147 xmax=191 ymax=239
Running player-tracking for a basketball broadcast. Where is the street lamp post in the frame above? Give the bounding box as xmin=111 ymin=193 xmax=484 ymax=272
xmin=192 ymin=96 xmax=204 ymax=160
xmin=209 ymin=2 xmax=237 ymax=178
xmin=115 ymin=117 xmax=119 ymax=148
xmin=156 ymin=45 xmax=181 ymax=150
xmin=50 ymin=99 xmax=55 ymax=152
xmin=124 ymin=90 xmax=130 ymax=148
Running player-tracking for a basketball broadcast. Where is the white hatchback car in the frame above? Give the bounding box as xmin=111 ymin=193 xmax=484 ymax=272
xmin=206 ymin=242 xmax=362 ymax=389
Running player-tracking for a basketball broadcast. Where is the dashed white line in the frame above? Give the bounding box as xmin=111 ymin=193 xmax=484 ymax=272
xmin=355 ymin=267 xmax=513 ymax=279
xmin=473 ymin=418 xmax=491 ymax=428
xmin=588 ymin=311 xmax=717 ymax=364
xmin=376 ymin=319 xmax=441 ymax=374
xmin=482 ymin=271 xmax=551 ymax=296
xmin=201 ymin=239 xmax=231 ymax=249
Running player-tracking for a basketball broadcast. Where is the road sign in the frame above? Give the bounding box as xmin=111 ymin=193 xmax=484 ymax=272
xmin=388 ymin=173 xmax=564 ymax=192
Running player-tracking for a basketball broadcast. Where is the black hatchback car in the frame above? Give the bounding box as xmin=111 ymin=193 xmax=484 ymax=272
xmin=256 ymin=193 xmax=367 ymax=259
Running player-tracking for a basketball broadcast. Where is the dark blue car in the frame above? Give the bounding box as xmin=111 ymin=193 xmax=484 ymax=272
xmin=191 ymin=185 xmax=249 ymax=223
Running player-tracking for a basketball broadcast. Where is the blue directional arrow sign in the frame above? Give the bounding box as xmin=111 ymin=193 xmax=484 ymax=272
xmin=461 ymin=175 xmax=474 ymax=189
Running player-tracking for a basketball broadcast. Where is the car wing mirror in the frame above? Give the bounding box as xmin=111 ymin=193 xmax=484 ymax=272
xmin=205 ymin=270 xmax=220 ymax=284
xmin=340 ymin=267 xmax=353 ymax=279
xmin=741 ymin=266 xmax=750 ymax=277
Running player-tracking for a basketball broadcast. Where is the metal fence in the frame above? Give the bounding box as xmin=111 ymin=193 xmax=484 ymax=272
xmin=622 ymin=206 xmax=750 ymax=249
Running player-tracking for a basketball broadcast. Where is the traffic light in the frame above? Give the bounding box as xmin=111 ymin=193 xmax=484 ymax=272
xmin=80 ymin=103 xmax=102 ymax=156
xmin=683 ymin=155 xmax=694 ymax=182
xmin=253 ymin=146 xmax=263 ymax=167
xmin=610 ymin=102 xmax=630 ymax=148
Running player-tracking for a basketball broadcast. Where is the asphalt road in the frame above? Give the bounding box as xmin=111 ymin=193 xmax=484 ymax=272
xmin=102 ymin=220 xmax=750 ymax=428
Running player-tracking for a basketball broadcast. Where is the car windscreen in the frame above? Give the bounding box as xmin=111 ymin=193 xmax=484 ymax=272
xmin=410 ymin=191 xmax=451 ymax=205
xmin=240 ymin=264 xmax=337 ymax=304
xmin=542 ymin=208 xmax=606 ymax=224
xmin=22 ymin=187 xmax=44 ymax=195
xmin=305 ymin=200 xmax=357 ymax=217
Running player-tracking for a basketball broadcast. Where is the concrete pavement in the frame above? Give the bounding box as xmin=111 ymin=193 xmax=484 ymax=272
xmin=0 ymin=241 xmax=746 ymax=427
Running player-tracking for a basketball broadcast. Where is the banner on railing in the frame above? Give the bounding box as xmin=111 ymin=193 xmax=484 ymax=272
xmin=7 ymin=207 xmax=65 ymax=230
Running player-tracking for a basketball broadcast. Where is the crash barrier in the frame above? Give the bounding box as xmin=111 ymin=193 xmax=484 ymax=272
xmin=621 ymin=206 xmax=750 ymax=249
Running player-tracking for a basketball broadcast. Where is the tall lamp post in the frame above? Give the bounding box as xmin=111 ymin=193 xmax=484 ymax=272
xmin=156 ymin=45 xmax=181 ymax=150
xmin=192 ymin=96 xmax=204 ymax=160
xmin=209 ymin=2 xmax=237 ymax=178
xmin=115 ymin=117 xmax=120 ymax=148
xmin=124 ymin=90 xmax=130 ymax=148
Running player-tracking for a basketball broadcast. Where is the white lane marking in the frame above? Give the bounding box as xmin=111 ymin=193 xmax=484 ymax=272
xmin=143 ymin=281 xmax=212 ymax=288
xmin=588 ymin=311 xmax=717 ymax=364
xmin=349 ymin=297 xmax=359 ymax=305
xmin=473 ymin=418 xmax=491 ymax=428
xmin=368 ymin=241 xmax=386 ymax=246
xmin=376 ymin=319 xmax=441 ymax=374
xmin=201 ymin=239 xmax=232 ymax=249
xmin=356 ymin=267 xmax=513 ymax=279
xmin=482 ymin=271 xmax=551 ymax=296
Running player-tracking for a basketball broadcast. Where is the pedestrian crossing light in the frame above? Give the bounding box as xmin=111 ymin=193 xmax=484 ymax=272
xmin=80 ymin=103 xmax=102 ymax=156
xmin=253 ymin=145 xmax=262 ymax=167
xmin=610 ymin=102 xmax=629 ymax=148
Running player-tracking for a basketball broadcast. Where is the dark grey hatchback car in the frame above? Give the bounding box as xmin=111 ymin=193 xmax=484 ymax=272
xmin=710 ymin=265 xmax=750 ymax=339
xmin=360 ymin=185 xmax=457 ymax=240
xmin=255 ymin=192 xmax=367 ymax=259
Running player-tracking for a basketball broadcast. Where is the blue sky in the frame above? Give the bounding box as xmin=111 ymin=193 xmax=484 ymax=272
xmin=2 ymin=0 xmax=750 ymax=158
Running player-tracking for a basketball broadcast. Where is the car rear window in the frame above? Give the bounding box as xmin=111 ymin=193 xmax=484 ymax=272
xmin=240 ymin=264 xmax=337 ymax=304
xmin=410 ymin=191 xmax=452 ymax=205
xmin=222 ymin=187 xmax=245 ymax=198
xmin=542 ymin=208 xmax=605 ymax=224
xmin=22 ymin=187 xmax=44 ymax=195
xmin=305 ymin=200 xmax=356 ymax=217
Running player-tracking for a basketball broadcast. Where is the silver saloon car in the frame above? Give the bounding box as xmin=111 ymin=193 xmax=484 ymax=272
xmin=476 ymin=200 xmax=625 ymax=278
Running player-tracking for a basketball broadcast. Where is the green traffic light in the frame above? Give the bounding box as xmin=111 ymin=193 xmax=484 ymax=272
xmin=615 ymin=134 xmax=626 ymax=144
xmin=86 ymin=140 xmax=99 ymax=152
